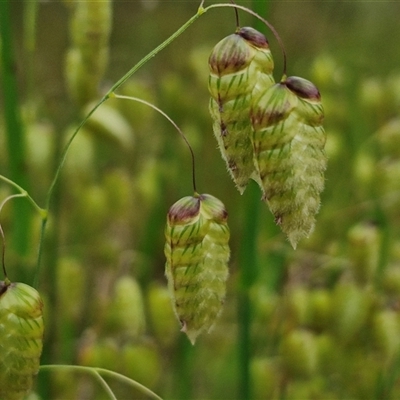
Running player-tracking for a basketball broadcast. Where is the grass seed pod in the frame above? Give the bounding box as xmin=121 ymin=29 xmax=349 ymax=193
xmin=0 ymin=281 xmax=44 ymax=400
xmin=208 ymin=27 xmax=275 ymax=193
xmin=105 ymin=275 xmax=146 ymax=339
xmin=347 ymin=222 xmax=380 ymax=285
xmin=251 ymin=76 xmax=326 ymax=248
xmin=164 ymin=193 xmax=230 ymax=344
xmin=284 ymin=76 xmax=327 ymax=247
xmin=372 ymin=309 xmax=400 ymax=362
xmin=279 ymin=328 xmax=318 ymax=379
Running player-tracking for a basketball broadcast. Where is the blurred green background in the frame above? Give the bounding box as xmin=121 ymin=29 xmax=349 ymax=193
xmin=1 ymin=0 xmax=400 ymax=399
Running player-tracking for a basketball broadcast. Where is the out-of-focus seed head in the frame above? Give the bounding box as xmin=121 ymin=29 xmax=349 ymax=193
xmin=347 ymin=222 xmax=380 ymax=284
xmin=280 ymin=329 xmax=318 ymax=378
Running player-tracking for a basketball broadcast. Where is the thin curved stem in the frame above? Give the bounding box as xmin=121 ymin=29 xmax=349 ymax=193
xmin=0 ymin=194 xmax=26 ymax=279
xmin=39 ymin=364 xmax=163 ymax=400
xmin=230 ymin=0 xmax=240 ymax=29
xmin=204 ymin=3 xmax=287 ymax=77
xmin=0 ymin=174 xmax=46 ymax=219
xmin=0 ymin=174 xmax=47 ymax=287
xmin=93 ymin=371 xmax=117 ymax=400
xmin=112 ymin=94 xmax=197 ymax=193
xmin=45 ymin=8 xmax=206 ymax=210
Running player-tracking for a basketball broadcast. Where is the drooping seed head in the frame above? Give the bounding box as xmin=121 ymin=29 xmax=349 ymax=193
xmin=251 ymin=76 xmax=327 ymax=248
xmin=208 ymin=27 xmax=275 ymax=193
xmin=164 ymin=194 xmax=230 ymax=344
xmin=0 ymin=281 xmax=44 ymax=400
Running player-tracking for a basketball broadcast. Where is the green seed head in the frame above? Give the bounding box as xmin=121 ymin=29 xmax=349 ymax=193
xmin=164 ymin=194 xmax=230 ymax=344
xmin=373 ymin=310 xmax=400 ymax=362
xmin=208 ymin=28 xmax=275 ymax=194
xmin=347 ymin=222 xmax=380 ymax=284
xmin=251 ymin=76 xmax=327 ymax=248
xmin=105 ymin=276 xmax=146 ymax=339
xmin=0 ymin=282 xmax=44 ymax=400
xmin=280 ymin=329 xmax=318 ymax=379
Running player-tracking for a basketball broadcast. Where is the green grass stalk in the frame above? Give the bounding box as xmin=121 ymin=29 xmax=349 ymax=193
xmin=23 ymin=0 xmax=39 ymax=109
xmin=0 ymin=0 xmax=32 ymax=258
xmin=237 ymin=182 xmax=261 ymax=400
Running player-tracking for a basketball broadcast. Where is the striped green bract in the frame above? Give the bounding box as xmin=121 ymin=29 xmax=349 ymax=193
xmin=0 ymin=281 xmax=44 ymax=400
xmin=164 ymin=194 xmax=230 ymax=344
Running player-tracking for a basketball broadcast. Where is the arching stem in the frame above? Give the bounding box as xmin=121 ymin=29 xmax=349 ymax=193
xmin=112 ymin=94 xmax=198 ymax=194
xmin=39 ymin=364 xmax=163 ymax=400
xmin=0 ymin=193 xmax=28 ymax=279
xmin=230 ymin=0 xmax=240 ymax=29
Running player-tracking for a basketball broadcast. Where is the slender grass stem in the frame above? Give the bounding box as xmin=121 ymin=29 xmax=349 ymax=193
xmin=93 ymin=372 xmax=118 ymax=400
xmin=23 ymin=0 xmax=39 ymax=108
xmin=0 ymin=194 xmax=26 ymax=279
xmin=0 ymin=175 xmax=47 ymax=219
xmin=237 ymin=182 xmax=260 ymax=400
xmin=0 ymin=0 xmax=32 ymax=256
xmin=39 ymin=365 xmax=163 ymax=400
xmin=113 ymin=94 xmax=198 ymax=193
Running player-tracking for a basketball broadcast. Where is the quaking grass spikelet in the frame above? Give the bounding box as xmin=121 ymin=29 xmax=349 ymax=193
xmin=251 ymin=76 xmax=327 ymax=248
xmin=0 ymin=281 xmax=44 ymax=400
xmin=208 ymin=27 xmax=275 ymax=193
xmin=164 ymin=194 xmax=230 ymax=344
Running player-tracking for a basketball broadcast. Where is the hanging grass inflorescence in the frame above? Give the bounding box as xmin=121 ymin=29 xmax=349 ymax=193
xmin=164 ymin=193 xmax=230 ymax=344
xmin=208 ymin=22 xmax=327 ymax=248
xmin=0 ymin=280 xmax=44 ymax=400
xmin=208 ymin=27 xmax=275 ymax=194
xmin=251 ymin=76 xmax=327 ymax=248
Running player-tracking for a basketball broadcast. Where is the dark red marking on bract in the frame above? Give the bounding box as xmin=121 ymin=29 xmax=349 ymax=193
xmin=238 ymin=26 xmax=269 ymax=49
xmin=168 ymin=197 xmax=201 ymax=224
xmin=285 ymin=76 xmax=321 ymax=100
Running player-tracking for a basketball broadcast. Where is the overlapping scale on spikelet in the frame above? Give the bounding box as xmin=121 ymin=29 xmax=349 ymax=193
xmin=251 ymin=76 xmax=327 ymax=248
xmin=164 ymin=194 xmax=230 ymax=344
xmin=0 ymin=281 xmax=44 ymax=400
xmin=208 ymin=27 xmax=275 ymax=193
